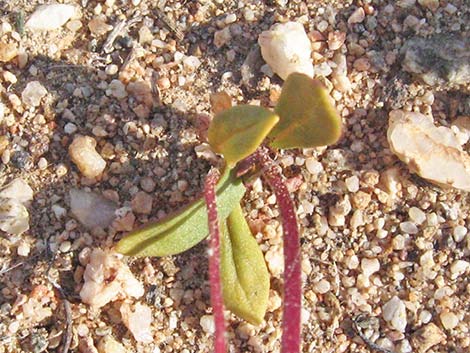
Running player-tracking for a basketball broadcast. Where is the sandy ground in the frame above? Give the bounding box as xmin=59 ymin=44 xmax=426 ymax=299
xmin=0 ymin=1 xmax=470 ymax=352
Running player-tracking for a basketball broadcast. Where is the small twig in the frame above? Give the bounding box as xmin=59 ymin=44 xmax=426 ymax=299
xmin=0 ymin=253 xmax=41 ymax=276
xmin=102 ymin=14 xmax=142 ymax=53
xmin=353 ymin=315 xmax=394 ymax=353
xmin=153 ymin=7 xmax=184 ymax=41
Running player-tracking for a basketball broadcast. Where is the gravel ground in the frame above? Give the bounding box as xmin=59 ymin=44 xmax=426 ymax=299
xmin=0 ymin=1 xmax=470 ymax=353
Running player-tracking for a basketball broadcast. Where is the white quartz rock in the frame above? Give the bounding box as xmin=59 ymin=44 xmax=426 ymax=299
xmin=80 ymin=249 xmax=144 ymax=308
xmin=383 ymin=296 xmax=407 ymax=332
xmin=0 ymin=178 xmax=33 ymax=235
xmin=120 ymin=302 xmax=153 ymax=343
xmin=387 ymin=110 xmax=470 ymax=191
xmin=258 ymin=21 xmax=314 ymax=80
xmin=26 ymin=4 xmax=77 ymax=30
xmin=0 ymin=198 xmax=29 ymax=235
xmin=0 ymin=178 xmax=34 ymax=204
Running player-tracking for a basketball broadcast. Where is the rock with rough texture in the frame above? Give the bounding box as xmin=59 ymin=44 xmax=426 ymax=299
xmin=0 ymin=178 xmax=33 ymax=204
xmin=411 ymin=323 xmax=446 ymax=353
xmin=22 ymin=81 xmax=48 ymax=107
xmin=258 ymin=21 xmax=313 ymax=80
xmin=388 ymin=110 xmax=470 ymax=191
xmin=26 ymin=4 xmax=77 ymax=31
xmin=80 ymin=249 xmax=144 ymax=308
xmin=120 ymin=302 xmax=153 ymax=343
xmin=70 ymin=189 xmax=117 ymax=229
xmin=0 ymin=42 xmax=18 ymax=62
xmin=402 ymin=35 xmax=470 ymax=86
xmin=382 ymin=296 xmax=407 ymax=332
xmin=0 ymin=198 xmax=29 ymax=235
xmin=68 ymin=135 xmax=106 ymax=178
xmin=0 ymin=178 xmax=33 ymax=235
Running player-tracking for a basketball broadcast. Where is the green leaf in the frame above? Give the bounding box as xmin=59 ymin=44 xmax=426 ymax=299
xmin=208 ymin=105 xmax=279 ymax=168
xmin=116 ymin=168 xmax=245 ymax=257
xmin=269 ymin=72 xmax=342 ymax=149
xmin=221 ymin=203 xmax=270 ymax=325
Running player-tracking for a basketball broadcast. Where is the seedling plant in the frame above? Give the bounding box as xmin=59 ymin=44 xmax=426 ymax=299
xmin=116 ymin=73 xmax=342 ymax=353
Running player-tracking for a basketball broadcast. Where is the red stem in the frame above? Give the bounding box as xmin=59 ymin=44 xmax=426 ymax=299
xmin=204 ymin=169 xmax=226 ymax=353
xmin=256 ymin=149 xmax=302 ymax=353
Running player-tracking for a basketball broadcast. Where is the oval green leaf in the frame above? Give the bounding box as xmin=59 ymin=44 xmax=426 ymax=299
xmin=269 ymin=72 xmax=342 ymax=149
xmin=116 ymin=168 xmax=245 ymax=257
xmin=208 ymin=105 xmax=279 ymax=168
xmin=221 ymin=203 xmax=270 ymax=325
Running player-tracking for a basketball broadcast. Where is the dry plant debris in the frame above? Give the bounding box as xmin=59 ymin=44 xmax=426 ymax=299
xmin=0 ymin=1 xmax=469 ymax=353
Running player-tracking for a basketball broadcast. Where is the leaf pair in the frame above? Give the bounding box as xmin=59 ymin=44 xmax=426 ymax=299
xmin=208 ymin=73 xmax=342 ymax=167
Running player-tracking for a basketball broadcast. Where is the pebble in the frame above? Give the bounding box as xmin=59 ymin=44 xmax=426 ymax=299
xmin=388 ymin=110 xmax=470 ymax=191
xmin=361 ymin=258 xmax=380 ymax=277
xmin=107 ymin=79 xmax=127 ymax=99
xmin=313 ymin=279 xmax=331 ymax=294
xmin=411 ymin=323 xmax=445 ymax=353
xmin=200 ymin=315 xmax=215 ymax=334
xmin=64 ymin=122 xmax=78 ymax=134
xmin=348 ymin=7 xmax=365 ymax=24
xmin=80 ymin=249 xmax=144 ymax=308
xmin=400 ymin=221 xmax=419 ymax=234
xmin=213 ymin=27 xmax=232 ymax=48
xmin=131 ymin=191 xmax=153 ymax=215
xmin=402 ymin=35 xmax=470 ymax=86
xmin=26 ymin=4 xmax=76 ymax=30
xmin=22 ymin=81 xmax=48 ymax=107
xmin=0 ymin=198 xmax=29 ymax=235
xmin=345 ymin=175 xmax=359 ymax=192
xmin=244 ymin=8 xmax=255 ymax=22
xmin=37 ymin=157 xmax=48 ymax=170
xmin=68 ymin=135 xmax=106 ymax=179
xmin=120 ymin=303 xmax=153 ymax=343
xmin=88 ymin=16 xmax=112 ymax=36
xmin=105 ymin=64 xmax=118 ymax=76
xmin=0 ymin=178 xmax=34 ymax=203
xmin=419 ymin=310 xmax=432 ymax=324
xmin=382 ymin=296 xmax=407 ymax=332
xmin=305 ymin=157 xmax=323 ymax=175
xmin=17 ymin=242 xmax=31 ymax=257
xmin=409 ymin=207 xmax=426 ymax=225
xmin=140 ymin=177 xmax=156 ymax=193
xmin=328 ymin=31 xmax=346 ymax=51
xmin=396 ymin=339 xmax=412 ymax=353
xmin=452 ymin=225 xmax=467 ymax=243
xmin=70 ymin=189 xmax=117 ymax=229
xmin=0 ymin=42 xmax=18 ymax=62
xmin=97 ymin=336 xmax=127 ymax=353
xmin=258 ymin=21 xmax=313 ymax=80
xmin=439 ymin=311 xmax=459 ymax=330
xmin=450 ymin=260 xmax=470 ymax=279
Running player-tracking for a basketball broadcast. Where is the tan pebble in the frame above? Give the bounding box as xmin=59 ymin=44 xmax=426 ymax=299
xmin=351 ymin=190 xmax=371 ymax=209
xmin=88 ymin=16 xmax=112 ymax=36
xmin=440 ymin=311 xmax=459 ymax=330
xmin=68 ymin=135 xmax=106 ymax=178
xmin=131 ymin=191 xmax=153 ymax=214
xmin=0 ymin=42 xmax=18 ymax=62
xmin=348 ymin=7 xmax=365 ymax=24
xmin=97 ymin=335 xmax=127 ymax=353
xmin=157 ymin=77 xmax=171 ymax=90
xmin=328 ymin=31 xmax=346 ymax=51
xmin=353 ymin=57 xmax=370 ymax=71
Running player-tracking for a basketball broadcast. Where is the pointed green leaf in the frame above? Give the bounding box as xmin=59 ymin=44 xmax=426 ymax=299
xmin=269 ymin=72 xmax=342 ymax=149
xmin=208 ymin=105 xmax=279 ymax=168
xmin=116 ymin=168 xmax=245 ymax=257
xmin=221 ymin=204 xmax=270 ymax=325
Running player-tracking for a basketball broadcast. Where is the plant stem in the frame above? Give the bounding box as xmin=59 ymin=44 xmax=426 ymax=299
xmin=204 ymin=168 xmax=226 ymax=353
xmin=255 ymin=148 xmax=302 ymax=353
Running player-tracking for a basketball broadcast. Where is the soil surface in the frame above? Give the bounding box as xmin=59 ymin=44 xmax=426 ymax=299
xmin=0 ymin=1 xmax=469 ymax=353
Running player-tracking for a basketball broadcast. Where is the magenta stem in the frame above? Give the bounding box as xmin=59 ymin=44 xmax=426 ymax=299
xmin=204 ymin=169 xmax=226 ymax=353
xmin=255 ymin=149 xmax=301 ymax=353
